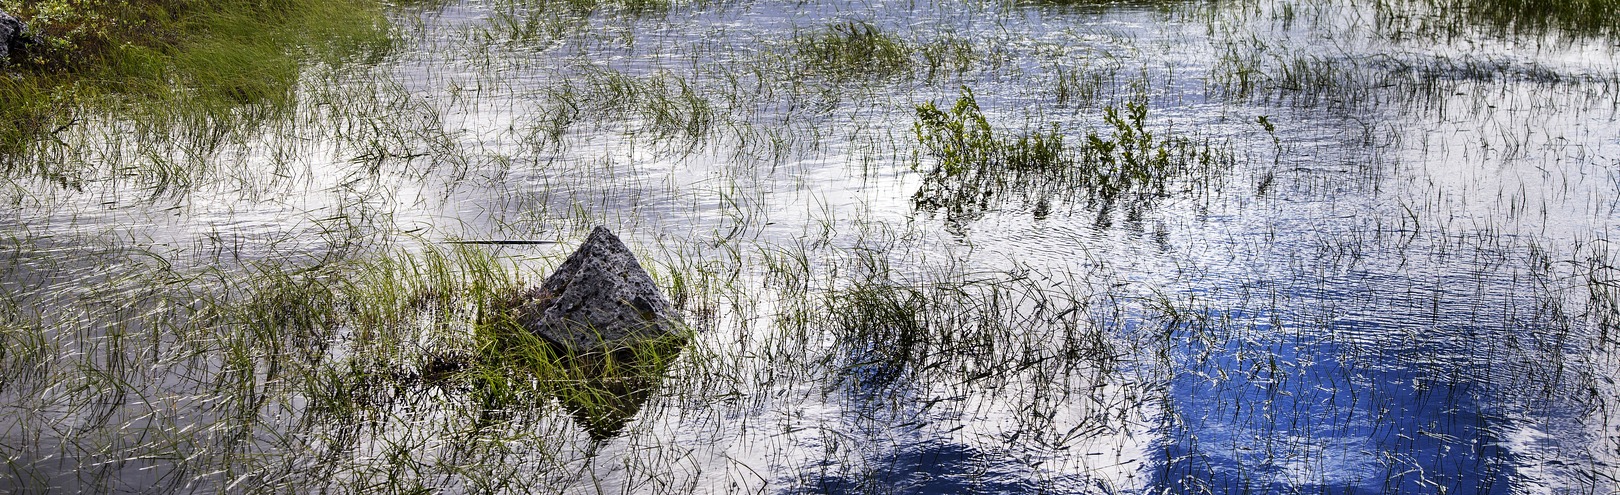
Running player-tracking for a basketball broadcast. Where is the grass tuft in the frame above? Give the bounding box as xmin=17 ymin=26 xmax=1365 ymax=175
xmin=792 ymin=21 xmax=913 ymax=80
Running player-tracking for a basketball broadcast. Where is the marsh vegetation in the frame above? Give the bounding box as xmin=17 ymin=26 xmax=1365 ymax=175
xmin=1 ymin=0 xmax=1618 ymax=492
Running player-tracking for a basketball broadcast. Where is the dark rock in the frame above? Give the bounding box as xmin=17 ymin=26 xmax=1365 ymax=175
xmin=515 ymin=226 xmax=680 ymax=353
xmin=1 ymin=11 xmax=27 ymax=62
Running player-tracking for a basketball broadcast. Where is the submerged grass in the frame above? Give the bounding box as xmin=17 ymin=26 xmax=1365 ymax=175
xmin=1010 ymin=0 xmax=1194 ymax=12
xmin=819 ymin=273 xmax=1119 ymax=391
xmin=0 ymin=225 xmax=706 ymax=491
xmin=748 ymin=236 xmax=1142 ymax=489
xmin=1206 ymin=0 xmax=1620 ymax=111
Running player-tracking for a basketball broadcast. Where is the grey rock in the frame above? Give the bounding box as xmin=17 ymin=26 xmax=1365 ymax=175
xmin=515 ymin=226 xmax=679 ymax=353
xmin=1 ymin=11 xmax=32 ymax=62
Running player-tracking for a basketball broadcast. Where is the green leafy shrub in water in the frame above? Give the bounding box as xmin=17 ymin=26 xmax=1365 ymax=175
xmin=1081 ymin=101 xmax=1179 ymax=199
xmin=912 ymin=87 xmax=1228 ymax=223
xmin=911 ymin=87 xmax=1064 ymax=216
xmin=792 ymin=21 xmax=913 ymax=79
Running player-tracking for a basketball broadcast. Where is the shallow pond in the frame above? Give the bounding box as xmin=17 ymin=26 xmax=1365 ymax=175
xmin=2 ymin=0 xmax=1619 ymax=493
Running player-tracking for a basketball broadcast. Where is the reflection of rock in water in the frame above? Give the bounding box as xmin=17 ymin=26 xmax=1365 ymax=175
xmin=552 ymin=342 xmax=684 ymax=441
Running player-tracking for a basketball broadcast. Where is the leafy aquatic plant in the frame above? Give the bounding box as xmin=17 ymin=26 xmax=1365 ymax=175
xmin=911 ymin=87 xmax=1230 ymax=223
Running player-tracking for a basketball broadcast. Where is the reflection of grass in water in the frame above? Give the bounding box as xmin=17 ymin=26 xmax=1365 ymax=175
xmin=1209 ymin=36 xmax=1603 ymax=110
xmin=792 ymin=21 xmax=913 ymax=80
xmin=1053 ymin=64 xmax=1113 ymax=108
xmin=0 ymin=299 xmax=48 ymax=399
xmin=473 ymin=311 xmax=689 ymax=440
xmin=748 ymin=237 xmax=1140 ymax=490
xmin=0 ymin=0 xmax=394 ymax=166
xmin=1206 ymin=0 xmax=1620 ymax=110
xmin=821 ymin=275 xmax=1118 ymax=388
xmin=0 ymin=0 xmax=1616 ymax=490
xmin=1581 ymin=240 xmax=1620 ymax=344
xmin=1383 ymin=0 xmax=1620 ymax=38
xmin=918 ymin=35 xmax=978 ymax=81
xmin=1010 ymin=0 xmax=1194 ymax=11
xmin=911 ymin=87 xmax=1231 ymax=224
xmin=5 ymin=216 xmax=1613 ymax=491
xmin=496 ymin=0 xmax=672 ymax=16
xmin=482 ymin=0 xmax=671 ymax=46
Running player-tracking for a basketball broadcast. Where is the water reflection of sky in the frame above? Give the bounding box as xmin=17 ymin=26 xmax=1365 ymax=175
xmin=3 ymin=0 xmax=1619 ymax=491
xmin=356 ymin=0 xmax=1620 ymax=490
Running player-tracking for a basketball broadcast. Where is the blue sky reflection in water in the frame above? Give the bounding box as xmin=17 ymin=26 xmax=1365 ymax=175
xmin=1161 ymin=241 xmax=1614 ymax=492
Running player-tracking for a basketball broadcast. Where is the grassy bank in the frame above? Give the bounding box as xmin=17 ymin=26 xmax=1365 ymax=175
xmin=0 ymin=0 xmax=395 ymax=157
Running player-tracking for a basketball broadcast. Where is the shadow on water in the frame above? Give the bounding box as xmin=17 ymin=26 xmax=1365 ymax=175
xmin=791 ymin=440 xmax=1041 ymax=495
xmin=783 ymin=338 xmax=1046 ymax=495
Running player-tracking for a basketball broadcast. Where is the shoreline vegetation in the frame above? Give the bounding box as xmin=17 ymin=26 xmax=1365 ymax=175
xmin=0 ymin=0 xmax=395 ymax=156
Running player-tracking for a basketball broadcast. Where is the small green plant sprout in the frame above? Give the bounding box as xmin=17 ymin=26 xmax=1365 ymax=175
xmin=1256 ymin=115 xmax=1280 ymax=195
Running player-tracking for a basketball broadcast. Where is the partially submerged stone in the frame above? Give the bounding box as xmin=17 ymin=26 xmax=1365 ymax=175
xmin=515 ymin=226 xmax=679 ymax=353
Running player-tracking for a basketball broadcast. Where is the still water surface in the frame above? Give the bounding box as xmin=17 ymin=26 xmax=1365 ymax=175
xmin=2 ymin=0 xmax=1619 ymax=492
